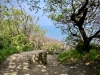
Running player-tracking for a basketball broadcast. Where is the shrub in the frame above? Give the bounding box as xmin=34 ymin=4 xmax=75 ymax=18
xmin=57 ymin=49 xmax=86 ymax=64
xmin=0 ymin=48 xmax=19 ymax=63
xmin=11 ymin=34 xmax=28 ymax=51
xmin=46 ymin=42 xmax=63 ymax=54
xmin=57 ymin=49 xmax=100 ymax=65
xmin=0 ymin=43 xmax=4 ymax=49
xmin=75 ymin=40 xmax=84 ymax=53
xmin=0 ymin=37 xmax=4 ymax=49
xmin=88 ymin=49 xmax=100 ymax=61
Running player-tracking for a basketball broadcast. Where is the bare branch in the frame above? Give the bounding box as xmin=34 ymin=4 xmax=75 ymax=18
xmin=90 ymin=29 xmax=100 ymax=39
xmin=76 ymin=0 xmax=88 ymax=16
xmin=71 ymin=0 xmax=75 ymax=13
xmin=71 ymin=0 xmax=88 ymax=25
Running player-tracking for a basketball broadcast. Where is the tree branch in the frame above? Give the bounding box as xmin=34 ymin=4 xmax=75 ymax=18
xmin=71 ymin=0 xmax=88 ymax=25
xmin=90 ymin=30 xmax=100 ymax=39
xmin=77 ymin=8 xmax=88 ymax=29
xmin=76 ymin=0 xmax=88 ymax=16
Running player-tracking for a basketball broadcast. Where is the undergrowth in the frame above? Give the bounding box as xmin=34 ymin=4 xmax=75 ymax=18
xmin=57 ymin=48 xmax=100 ymax=74
xmin=57 ymin=49 xmax=100 ymax=65
xmin=0 ymin=37 xmax=63 ymax=64
xmin=0 ymin=48 xmax=18 ymax=63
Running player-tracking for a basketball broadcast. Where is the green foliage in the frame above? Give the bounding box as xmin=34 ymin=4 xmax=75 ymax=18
xmin=44 ymin=0 xmax=100 ymax=53
xmin=90 ymin=43 xmax=100 ymax=50
xmin=75 ymin=40 xmax=84 ymax=53
xmin=57 ymin=49 xmax=85 ymax=64
xmin=48 ymin=14 xmax=64 ymax=22
xmin=0 ymin=37 xmax=4 ymax=49
xmin=57 ymin=49 xmax=100 ymax=65
xmin=0 ymin=48 xmax=19 ymax=63
xmin=88 ymin=49 xmax=100 ymax=61
xmin=11 ymin=34 xmax=29 ymax=52
xmin=0 ymin=5 xmax=46 ymax=63
xmin=57 ymin=52 xmax=68 ymax=64
xmin=98 ymin=71 xmax=100 ymax=75
xmin=47 ymin=43 xmax=62 ymax=54
xmin=0 ymin=5 xmax=46 ymax=48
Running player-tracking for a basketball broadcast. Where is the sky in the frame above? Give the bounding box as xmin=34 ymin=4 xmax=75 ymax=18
xmin=0 ymin=0 xmax=66 ymax=41
xmin=25 ymin=1 xmax=66 ymax=41
xmin=33 ymin=12 xmax=66 ymax=41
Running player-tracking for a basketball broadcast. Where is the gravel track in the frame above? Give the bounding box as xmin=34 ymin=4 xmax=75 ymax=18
xmin=0 ymin=52 xmax=98 ymax=75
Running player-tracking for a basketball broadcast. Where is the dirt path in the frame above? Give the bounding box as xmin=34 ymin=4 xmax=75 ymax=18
xmin=0 ymin=54 xmax=98 ymax=75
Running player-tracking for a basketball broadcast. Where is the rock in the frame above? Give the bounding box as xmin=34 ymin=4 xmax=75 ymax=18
xmin=30 ymin=50 xmax=47 ymax=65
xmin=0 ymin=50 xmax=47 ymax=69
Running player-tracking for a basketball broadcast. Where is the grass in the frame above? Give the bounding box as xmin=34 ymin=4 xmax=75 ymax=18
xmin=57 ymin=49 xmax=100 ymax=64
xmin=57 ymin=49 xmax=84 ymax=64
xmin=57 ymin=48 xmax=100 ymax=74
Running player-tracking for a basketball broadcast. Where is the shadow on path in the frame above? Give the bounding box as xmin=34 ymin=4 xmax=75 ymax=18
xmin=0 ymin=54 xmax=98 ymax=75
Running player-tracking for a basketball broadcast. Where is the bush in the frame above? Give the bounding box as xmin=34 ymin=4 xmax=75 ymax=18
xmin=46 ymin=43 xmax=63 ymax=54
xmin=0 ymin=43 xmax=4 ymax=49
xmin=90 ymin=44 xmax=100 ymax=50
xmin=0 ymin=6 xmax=47 ymax=63
xmin=0 ymin=48 xmax=19 ymax=63
xmin=57 ymin=49 xmax=100 ymax=65
xmin=75 ymin=41 xmax=84 ymax=53
xmin=0 ymin=37 xmax=4 ymax=49
xmin=57 ymin=49 xmax=86 ymax=64
xmin=88 ymin=49 xmax=100 ymax=61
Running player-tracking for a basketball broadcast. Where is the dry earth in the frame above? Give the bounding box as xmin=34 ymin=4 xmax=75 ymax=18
xmin=0 ymin=52 xmax=98 ymax=75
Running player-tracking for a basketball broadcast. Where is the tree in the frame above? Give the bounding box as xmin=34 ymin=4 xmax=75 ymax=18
xmin=43 ymin=0 xmax=100 ymax=52
xmin=0 ymin=2 xmax=46 ymax=50
xmin=3 ymin=0 xmax=100 ymax=52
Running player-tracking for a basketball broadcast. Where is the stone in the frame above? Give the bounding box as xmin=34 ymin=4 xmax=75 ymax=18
xmin=30 ymin=50 xmax=47 ymax=65
xmin=1 ymin=50 xmax=47 ymax=69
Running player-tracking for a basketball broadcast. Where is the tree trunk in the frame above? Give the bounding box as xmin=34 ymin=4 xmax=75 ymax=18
xmin=79 ymin=28 xmax=91 ymax=52
xmin=83 ymin=39 xmax=90 ymax=52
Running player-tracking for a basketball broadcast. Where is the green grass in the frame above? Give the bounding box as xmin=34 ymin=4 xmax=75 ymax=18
xmin=57 ymin=49 xmax=85 ymax=64
xmin=57 ymin=49 xmax=100 ymax=74
xmin=57 ymin=49 xmax=100 ymax=65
